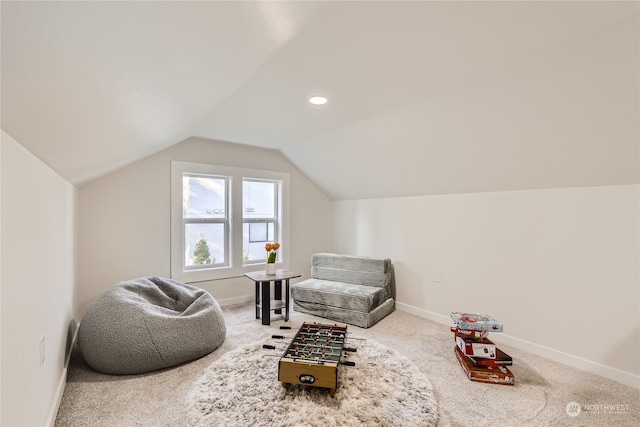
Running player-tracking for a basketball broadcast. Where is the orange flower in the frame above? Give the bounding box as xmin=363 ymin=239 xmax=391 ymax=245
xmin=266 ymin=242 xmax=280 ymax=263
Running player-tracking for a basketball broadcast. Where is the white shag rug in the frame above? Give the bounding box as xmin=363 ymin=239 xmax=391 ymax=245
xmin=186 ymin=338 xmax=438 ymax=427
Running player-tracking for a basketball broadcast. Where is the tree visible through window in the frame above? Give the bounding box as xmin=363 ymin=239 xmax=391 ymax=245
xmin=182 ymin=174 xmax=227 ymax=268
xmin=193 ymin=234 xmax=213 ymax=265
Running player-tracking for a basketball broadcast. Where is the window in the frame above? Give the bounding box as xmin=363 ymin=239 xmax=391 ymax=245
xmin=171 ymin=161 xmax=289 ymax=282
xmin=243 ymin=179 xmax=279 ymax=264
xmin=182 ymin=174 xmax=228 ymax=268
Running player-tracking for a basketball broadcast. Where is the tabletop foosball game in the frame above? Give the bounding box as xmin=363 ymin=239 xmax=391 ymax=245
xmin=274 ymin=321 xmax=356 ymax=396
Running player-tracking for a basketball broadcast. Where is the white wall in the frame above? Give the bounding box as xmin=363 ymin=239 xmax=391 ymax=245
xmin=1 ymin=130 xmax=77 ymax=426
xmin=335 ymin=185 xmax=639 ymax=388
xmin=77 ymin=137 xmax=335 ymax=315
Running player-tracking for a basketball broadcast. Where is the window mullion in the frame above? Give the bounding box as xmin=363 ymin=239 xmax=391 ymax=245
xmin=183 ymin=218 xmax=226 ymax=224
xmin=242 ymin=218 xmax=276 ymax=223
xmin=230 ymin=174 xmax=243 ymax=269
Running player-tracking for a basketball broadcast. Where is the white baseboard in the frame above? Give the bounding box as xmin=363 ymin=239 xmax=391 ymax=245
xmin=46 ymin=321 xmax=80 ymax=427
xmin=395 ymin=302 xmax=640 ymax=390
xmin=46 ymin=365 xmax=69 ymax=427
xmin=489 ymin=330 xmax=640 ymax=390
xmin=217 ymin=294 xmax=254 ymax=307
xmin=396 ymin=302 xmax=451 ymax=325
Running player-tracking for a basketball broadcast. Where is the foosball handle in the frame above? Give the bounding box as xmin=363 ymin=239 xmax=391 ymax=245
xmin=279 ymin=326 xmax=292 ymax=330
xmin=341 ymin=361 xmax=356 ymax=367
xmin=272 ymin=335 xmax=286 ymax=339
xmin=343 ymin=347 xmax=357 ymax=353
xmin=263 ymin=344 xmax=276 ymax=350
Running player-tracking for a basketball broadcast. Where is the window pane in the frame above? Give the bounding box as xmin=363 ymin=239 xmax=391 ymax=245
xmin=248 ymin=222 xmax=270 ymax=242
xmin=243 ymin=180 xmax=275 ymax=219
xmin=243 ymin=222 xmax=275 ymax=262
xmin=184 ymin=224 xmax=225 ymax=267
xmin=183 ymin=175 xmax=226 ymax=219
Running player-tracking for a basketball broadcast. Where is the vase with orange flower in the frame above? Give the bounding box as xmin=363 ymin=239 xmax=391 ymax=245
xmin=265 ymin=242 xmax=280 ymax=275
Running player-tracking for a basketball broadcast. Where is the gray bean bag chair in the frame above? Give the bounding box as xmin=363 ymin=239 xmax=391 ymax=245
xmin=78 ymin=276 xmax=226 ymax=375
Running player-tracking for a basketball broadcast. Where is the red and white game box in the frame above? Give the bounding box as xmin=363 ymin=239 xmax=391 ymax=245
xmin=467 ymin=347 xmax=513 ymax=367
xmin=456 ymin=334 xmax=496 ymax=359
xmin=455 ymin=346 xmax=514 ymax=385
xmin=450 ymin=324 xmax=489 ymax=339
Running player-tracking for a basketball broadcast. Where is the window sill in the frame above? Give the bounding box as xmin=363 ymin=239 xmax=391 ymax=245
xmin=174 ymin=262 xmax=289 ymax=283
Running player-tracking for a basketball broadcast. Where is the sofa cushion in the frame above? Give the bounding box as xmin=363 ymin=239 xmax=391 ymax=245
xmin=293 ymin=298 xmax=395 ymax=329
xmin=291 ymin=278 xmax=389 ymax=313
xmin=311 ymin=253 xmax=391 ymax=288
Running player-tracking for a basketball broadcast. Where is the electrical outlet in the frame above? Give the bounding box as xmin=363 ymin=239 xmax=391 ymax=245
xmin=39 ymin=335 xmax=45 ymax=367
xmin=434 ymin=270 xmax=442 ymax=283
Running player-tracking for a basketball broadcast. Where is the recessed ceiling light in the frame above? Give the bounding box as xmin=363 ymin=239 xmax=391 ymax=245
xmin=309 ymin=96 xmax=328 ymax=106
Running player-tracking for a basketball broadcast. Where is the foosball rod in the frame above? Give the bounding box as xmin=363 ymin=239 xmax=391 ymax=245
xmin=270 ymin=336 xmax=357 ymax=352
xmin=279 ymin=322 xmax=347 ymax=327
xmin=262 ymin=344 xmax=285 ymax=358
xmin=272 ymin=333 xmax=365 ymax=343
xmin=261 ymin=344 xmax=286 ymax=357
xmin=263 ymin=342 xmax=357 ymax=362
xmin=271 ymin=335 xmax=349 ymax=344
xmin=271 ymin=334 xmax=346 ymax=342
xmin=271 ymin=337 xmax=346 ymax=349
xmin=278 ymin=325 xmax=364 ymax=338
xmin=263 ymin=344 xmax=284 ymax=351
xmin=278 ymin=325 xmax=350 ymax=333
xmin=278 ymin=325 xmax=346 ymax=336
xmin=287 ymin=357 xmax=356 ymax=367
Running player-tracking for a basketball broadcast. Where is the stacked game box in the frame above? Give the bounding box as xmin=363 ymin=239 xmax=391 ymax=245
xmin=450 ymin=312 xmax=514 ymax=385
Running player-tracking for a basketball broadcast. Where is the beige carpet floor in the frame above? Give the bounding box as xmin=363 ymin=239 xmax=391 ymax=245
xmin=56 ymin=303 xmax=640 ymax=426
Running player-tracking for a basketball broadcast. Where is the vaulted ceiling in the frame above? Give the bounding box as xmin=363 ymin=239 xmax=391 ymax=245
xmin=2 ymin=1 xmax=638 ymax=199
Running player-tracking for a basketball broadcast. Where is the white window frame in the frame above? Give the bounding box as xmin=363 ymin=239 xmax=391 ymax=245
xmin=182 ymin=173 xmax=230 ymax=269
xmin=242 ymin=178 xmax=281 ymax=265
xmin=171 ymin=161 xmax=290 ymax=283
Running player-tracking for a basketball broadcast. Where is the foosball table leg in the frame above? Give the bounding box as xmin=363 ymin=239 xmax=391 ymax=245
xmin=329 ymin=388 xmax=336 ymax=397
xmin=282 ymin=382 xmax=288 ymax=389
